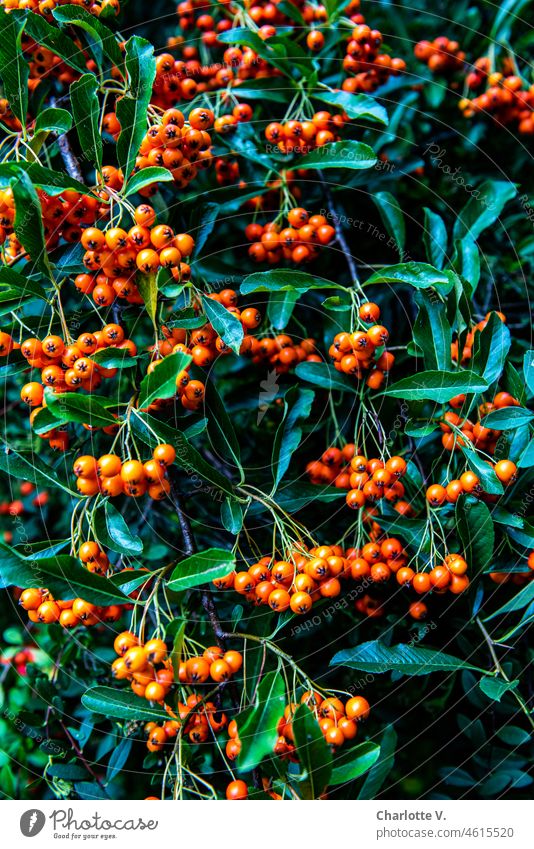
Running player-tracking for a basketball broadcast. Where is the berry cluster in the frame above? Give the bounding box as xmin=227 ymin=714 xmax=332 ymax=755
xmin=81 ymin=208 xmax=195 ymax=300
xmin=489 ymin=551 xmax=534 ymax=587
xmin=249 ymin=334 xmax=319 ymax=374
xmin=78 ymin=541 xmax=112 ymax=576
xmin=160 ymin=289 xmax=261 ymax=364
xmin=19 ymin=324 xmax=136 ymax=404
xmin=2 ymin=0 xmax=119 ymax=16
xmin=440 ymin=390 xmax=520 ymax=455
xmin=213 ymin=545 xmax=348 ymax=613
xmin=135 ymin=107 xmax=214 ymax=189
xmin=72 ymin=444 xmax=176 ymax=498
xmin=329 ymin=301 xmax=393 ymax=390
xmin=277 ymin=693 xmax=371 ymax=752
xmin=112 ymin=633 xmax=173 ymax=702
xmin=460 ymin=61 xmax=534 ymax=134
xmin=144 ymin=694 xmax=229 ymax=751
xmin=414 ymin=37 xmax=466 ymax=73
xmin=342 ymin=13 xmax=406 ymax=93
xmin=426 ymin=461 xmax=518 ymax=506
xmin=0 ymin=482 xmax=48 ymax=532
xmin=177 ymin=646 xmax=243 ymax=684
xmin=265 ymin=111 xmax=346 ymax=154
xmin=18 ymin=587 xmax=124 ymax=627
xmin=246 ymin=208 xmax=336 ymax=265
xmin=0 ymin=645 xmax=36 ymax=677
xmin=307 ymin=448 xmax=410 ymax=513
xmin=0 ymin=188 xmax=104 ymax=261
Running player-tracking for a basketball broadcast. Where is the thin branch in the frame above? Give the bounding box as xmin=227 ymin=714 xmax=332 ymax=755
xmin=318 ymin=171 xmax=359 ymax=285
xmin=50 ymin=97 xmax=84 ymax=183
xmin=59 ymin=720 xmax=106 ymax=791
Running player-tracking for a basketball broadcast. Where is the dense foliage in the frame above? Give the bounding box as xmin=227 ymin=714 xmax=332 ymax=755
xmin=0 ymin=0 xmax=532 ymax=801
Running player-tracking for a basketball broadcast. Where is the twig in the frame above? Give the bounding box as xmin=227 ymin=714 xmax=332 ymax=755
xmin=59 ymin=720 xmax=107 ymax=791
xmin=168 ymin=470 xmax=228 ymax=645
xmin=50 ymin=97 xmax=84 ymax=183
xmin=168 ymin=473 xmax=261 ymax=786
xmin=318 ymin=172 xmax=359 ymax=285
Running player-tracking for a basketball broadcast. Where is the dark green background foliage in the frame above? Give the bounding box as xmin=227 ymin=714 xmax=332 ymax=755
xmin=0 ymin=0 xmax=533 ymax=801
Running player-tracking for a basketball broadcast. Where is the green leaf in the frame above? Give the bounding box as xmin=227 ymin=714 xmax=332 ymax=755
xmin=453 ymin=180 xmax=517 ymax=241
xmin=0 ymin=9 xmax=29 ymax=127
xmin=365 ymin=262 xmax=453 ymax=293
xmin=137 ymin=272 xmax=158 ymax=323
xmin=237 ymin=670 xmax=286 ymax=772
xmin=0 ymin=442 xmax=75 ymax=495
xmin=106 ymin=737 xmax=132 ymax=783
xmin=295 ymin=361 xmax=359 ymax=394
xmin=116 ymin=36 xmax=156 ymax=184
xmin=204 ymin=380 xmax=242 ymax=473
xmin=292 ymin=704 xmax=333 ymax=798
xmin=479 ymin=677 xmax=519 ymax=703
xmin=459 ymin=444 xmax=503 ymax=495
xmin=497 ymin=725 xmax=531 ymax=747
xmin=524 ymin=350 xmax=534 ymax=395
xmin=0 ymin=266 xmax=49 ymax=301
xmin=130 ymin=411 xmax=236 ymax=498
xmin=503 ymin=361 xmax=527 ymax=407
xmin=7 ymin=165 xmax=50 ymax=277
xmin=330 ymin=640 xmax=480 ymax=675
xmin=70 ymin=74 xmax=103 ymax=172
xmin=82 ymin=687 xmax=168 ymax=722
xmin=358 ymin=725 xmax=396 ymax=799
xmin=123 ymin=167 xmax=173 ymax=197
xmin=267 ymin=481 xmax=346 ymax=514
xmin=383 ymin=370 xmax=488 ymax=402
xmin=452 ymin=236 xmax=480 ymax=289
xmin=0 ymin=542 xmax=129 ymax=606
xmin=47 ymin=763 xmax=88 ymax=781
xmin=52 ymin=5 xmax=123 ymax=67
xmin=170 ymin=621 xmax=186 ymax=682
xmin=484 ymin=581 xmax=534 ymax=621
xmin=372 ymin=191 xmax=405 ymax=253
xmin=91 ymin=348 xmax=137 ymax=368
xmin=0 ymin=160 xmax=91 ymax=196
xmin=330 ymin=741 xmax=381 ymax=786
xmin=104 ymin=501 xmax=143 ymax=555
xmin=34 ymin=107 xmax=72 ymax=136
xmin=413 ymin=290 xmax=452 ymax=371
xmin=296 ymin=140 xmax=376 ymax=171
xmin=276 ymin=0 xmax=305 ymax=24
xmin=168 ymin=548 xmax=236 ymax=591
xmin=221 ymin=499 xmax=243 ymax=534
xmin=216 ymin=27 xmax=292 ymax=76
xmin=241 ymin=268 xmax=339 ymax=295
xmin=313 ymin=89 xmax=388 ymax=125
xmin=221 ymin=77 xmax=288 ymax=102
xmin=455 ymin=496 xmax=494 ymax=573
xmin=472 ymin=313 xmax=511 ymax=385
xmin=138 ymin=350 xmax=191 ymax=409
xmin=203 ymin=296 xmax=244 ymax=355
xmin=44 ymin=389 xmax=118 ymax=429
xmin=481 ymin=407 xmax=534 ymax=430
xmin=271 ymin=387 xmax=314 ymax=490
xmin=18 ymin=9 xmax=87 ymax=72
xmin=267 ymin=290 xmax=299 ymax=329
xmin=192 ymin=202 xmax=219 ymax=258
xmin=375 ymin=512 xmax=428 ymax=550
xmin=422 ymin=208 xmax=448 ymax=270
xmin=518 ymin=439 xmax=534 ymax=469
